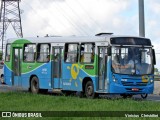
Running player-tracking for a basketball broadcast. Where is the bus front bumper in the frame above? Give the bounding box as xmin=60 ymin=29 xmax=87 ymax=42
xmin=109 ymin=82 xmax=154 ymax=94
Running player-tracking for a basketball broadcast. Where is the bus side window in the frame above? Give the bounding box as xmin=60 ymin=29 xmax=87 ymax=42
xmin=80 ymin=43 xmax=94 ymax=63
xmin=37 ymin=43 xmax=50 ymax=62
xmin=80 ymin=45 xmax=84 ymax=62
xmin=23 ymin=44 xmax=36 ymax=62
xmin=5 ymin=44 xmax=11 ymax=62
xmin=65 ymin=43 xmax=78 ymax=63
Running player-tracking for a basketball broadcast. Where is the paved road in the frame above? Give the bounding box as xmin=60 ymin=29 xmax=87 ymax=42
xmin=102 ymin=94 xmax=160 ymax=101
xmin=146 ymin=94 xmax=160 ymax=101
xmin=0 ymin=84 xmax=28 ymax=93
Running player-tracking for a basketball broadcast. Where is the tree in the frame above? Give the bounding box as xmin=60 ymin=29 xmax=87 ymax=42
xmin=0 ymin=51 xmax=2 ymax=60
xmin=154 ymin=68 xmax=159 ymax=73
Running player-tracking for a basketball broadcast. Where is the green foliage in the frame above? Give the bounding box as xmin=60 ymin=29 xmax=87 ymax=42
xmin=0 ymin=51 xmax=2 ymax=60
xmin=154 ymin=68 xmax=159 ymax=73
xmin=0 ymin=92 xmax=160 ymax=111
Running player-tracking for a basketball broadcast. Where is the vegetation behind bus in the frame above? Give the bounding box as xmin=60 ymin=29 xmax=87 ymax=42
xmin=0 ymin=51 xmax=2 ymax=60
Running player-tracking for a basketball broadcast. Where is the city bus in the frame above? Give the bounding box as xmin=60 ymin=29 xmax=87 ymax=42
xmin=2 ymin=33 xmax=156 ymax=98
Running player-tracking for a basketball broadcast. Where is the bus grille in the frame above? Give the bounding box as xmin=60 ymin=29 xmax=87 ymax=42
xmin=121 ymin=81 xmax=147 ymax=86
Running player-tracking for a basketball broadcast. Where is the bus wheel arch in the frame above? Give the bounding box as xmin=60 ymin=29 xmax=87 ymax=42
xmin=0 ymin=74 xmax=4 ymax=84
xmin=30 ymin=75 xmax=40 ymax=94
xmin=82 ymin=77 xmax=97 ymax=98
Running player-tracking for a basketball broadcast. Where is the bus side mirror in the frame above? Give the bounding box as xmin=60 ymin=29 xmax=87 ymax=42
xmin=152 ymin=49 xmax=156 ymax=65
xmin=107 ymin=47 xmax=111 ymax=56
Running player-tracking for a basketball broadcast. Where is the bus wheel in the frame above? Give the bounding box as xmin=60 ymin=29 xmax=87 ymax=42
xmin=31 ymin=77 xmax=39 ymax=94
xmin=85 ymin=81 xmax=96 ymax=99
xmin=141 ymin=94 xmax=148 ymax=99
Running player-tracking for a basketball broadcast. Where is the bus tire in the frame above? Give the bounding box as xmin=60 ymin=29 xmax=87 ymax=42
xmin=85 ymin=81 xmax=96 ymax=99
xmin=141 ymin=94 xmax=148 ymax=99
xmin=31 ymin=76 xmax=39 ymax=94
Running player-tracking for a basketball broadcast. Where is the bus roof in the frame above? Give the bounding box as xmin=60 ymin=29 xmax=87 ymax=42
xmin=6 ymin=34 xmax=150 ymax=45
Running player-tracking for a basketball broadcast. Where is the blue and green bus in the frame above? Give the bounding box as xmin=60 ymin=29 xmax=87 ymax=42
xmin=3 ymin=33 xmax=156 ymax=98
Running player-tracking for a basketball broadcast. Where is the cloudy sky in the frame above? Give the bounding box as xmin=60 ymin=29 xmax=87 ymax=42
xmin=2 ymin=0 xmax=160 ymax=69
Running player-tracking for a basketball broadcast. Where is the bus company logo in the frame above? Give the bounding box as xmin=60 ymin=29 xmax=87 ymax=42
xmin=2 ymin=112 xmax=11 ymax=117
xmin=67 ymin=64 xmax=83 ymax=87
xmin=142 ymin=75 xmax=149 ymax=82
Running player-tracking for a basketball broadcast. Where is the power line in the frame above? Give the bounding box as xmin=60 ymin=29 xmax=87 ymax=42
xmin=23 ymin=0 xmax=88 ymax=36
xmin=54 ymin=1 xmax=89 ymax=36
xmin=65 ymin=1 xmax=93 ymax=35
xmin=33 ymin=1 xmax=78 ymax=36
xmin=76 ymin=0 xmax=103 ymax=32
xmin=23 ymin=0 xmax=78 ymax=36
xmin=22 ymin=0 xmax=62 ymax=36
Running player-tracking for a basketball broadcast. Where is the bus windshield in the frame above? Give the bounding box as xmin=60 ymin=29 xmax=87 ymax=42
xmin=111 ymin=46 xmax=153 ymax=75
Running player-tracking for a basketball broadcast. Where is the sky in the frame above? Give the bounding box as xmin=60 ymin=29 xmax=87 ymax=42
xmin=1 ymin=0 xmax=160 ymax=69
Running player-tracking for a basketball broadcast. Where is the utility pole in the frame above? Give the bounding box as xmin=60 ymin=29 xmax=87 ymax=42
xmin=0 ymin=0 xmax=23 ymax=58
xmin=139 ymin=0 xmax=145 ymax=37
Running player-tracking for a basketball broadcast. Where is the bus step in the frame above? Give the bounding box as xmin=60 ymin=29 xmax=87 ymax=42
xmin=52 ymin=89 xmax=62 ymax=93
xmin=96 ymin=90 xmax=108 ymax=93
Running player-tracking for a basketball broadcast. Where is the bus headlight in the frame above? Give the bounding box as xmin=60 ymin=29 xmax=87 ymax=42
xmin=150 ymin=79 xmax=153 ymax=83
xmin=149 ymin=76 xmax=154 ymax=84
xmin=112 ymin=76 xmax=118 ymax=83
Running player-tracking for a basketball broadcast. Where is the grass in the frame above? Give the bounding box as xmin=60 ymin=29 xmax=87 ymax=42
xmin=0 ymin=92 xmax=160 ymax=120
xmin=1 ymin=92 xmax=160 ymax=111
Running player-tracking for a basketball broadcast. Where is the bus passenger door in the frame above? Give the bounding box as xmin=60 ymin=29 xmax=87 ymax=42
xmin=13 ymin=48 xmax=22 ymax=87
xmin=52 ymin=47 xmax=63 ymax=89
xmin=98 ymin=47 xmax=108 ymax=91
